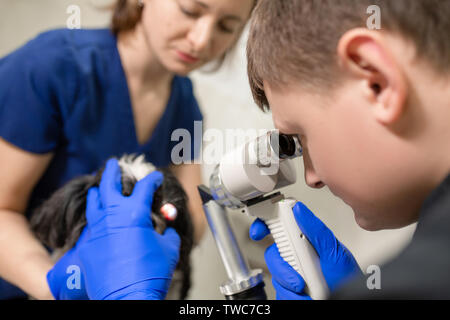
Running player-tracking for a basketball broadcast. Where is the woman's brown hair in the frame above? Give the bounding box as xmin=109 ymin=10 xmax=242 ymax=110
xmin=111 ymin=0 xmax=143 ymax=35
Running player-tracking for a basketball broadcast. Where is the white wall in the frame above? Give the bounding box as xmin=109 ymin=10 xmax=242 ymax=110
xmin=0 ymin=0 xmax=416 ymax=300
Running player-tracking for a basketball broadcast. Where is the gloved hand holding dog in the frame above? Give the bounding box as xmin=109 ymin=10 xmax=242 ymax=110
xmin=250 ymin=202 xmax=361 ymax=300
xmin=47 ymin=159 xmax=180 ymax=300
xmin=46 ymin=232 xmax=89 ymax=300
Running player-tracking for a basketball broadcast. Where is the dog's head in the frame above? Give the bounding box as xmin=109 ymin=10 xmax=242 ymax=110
xmin=30 ymin=155 xmax=194 ymax=298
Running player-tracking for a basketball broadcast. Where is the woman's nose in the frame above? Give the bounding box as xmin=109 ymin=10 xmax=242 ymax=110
xmin=187 ymin=18 xmax=214 ymax=54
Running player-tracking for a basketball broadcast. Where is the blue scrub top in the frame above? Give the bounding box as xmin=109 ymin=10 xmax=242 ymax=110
xmin=0 ymin=28 xmax=203 ymax=299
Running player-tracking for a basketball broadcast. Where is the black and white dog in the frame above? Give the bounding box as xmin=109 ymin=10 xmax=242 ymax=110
xmin=30 ymin=155 xmax=194 ymax=300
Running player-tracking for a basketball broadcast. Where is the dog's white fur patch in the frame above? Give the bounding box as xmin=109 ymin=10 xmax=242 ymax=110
xmin=118 ymin=154 xmax=156 ymax=181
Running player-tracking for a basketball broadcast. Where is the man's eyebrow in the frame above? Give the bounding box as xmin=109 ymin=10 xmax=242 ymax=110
xmin=194 ymin=0 xmax=243 ymax=22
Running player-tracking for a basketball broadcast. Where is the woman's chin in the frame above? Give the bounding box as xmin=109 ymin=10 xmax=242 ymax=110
xmin=165 ymin=59 xmax=200 ymax=76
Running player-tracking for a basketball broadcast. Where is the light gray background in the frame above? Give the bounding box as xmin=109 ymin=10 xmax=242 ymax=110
xmin=0 ymin=0 xmax=416 ymax=299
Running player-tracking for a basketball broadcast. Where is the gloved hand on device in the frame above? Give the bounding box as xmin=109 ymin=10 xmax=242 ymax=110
xmin=250 ymin=202 xmax=361 ymax=300
xmin=47 ymin=159 xmax=180 ymax=300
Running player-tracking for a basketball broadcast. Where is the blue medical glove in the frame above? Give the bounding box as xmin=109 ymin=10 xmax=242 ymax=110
xmin=78 ymin=159 xmax=181 ymax=300
xmin=250 ymin=202 xmax=361 ymax=300
xmin=46 ymin=229 xmax=89 ymax=300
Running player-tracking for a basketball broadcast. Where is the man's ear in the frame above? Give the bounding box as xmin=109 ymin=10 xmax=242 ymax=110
xmin=337 ymin=28 xmax=408 ymax=125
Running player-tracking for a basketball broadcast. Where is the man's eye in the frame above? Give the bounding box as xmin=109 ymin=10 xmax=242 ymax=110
xmin=296 ymin=135 xmax=304 ymax=148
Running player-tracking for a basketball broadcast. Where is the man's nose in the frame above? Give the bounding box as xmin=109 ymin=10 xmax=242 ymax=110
xmin=303 ymin=154 xmax=325 ymax=189
xmin=187 ymin=18 xmax=214 ymax=54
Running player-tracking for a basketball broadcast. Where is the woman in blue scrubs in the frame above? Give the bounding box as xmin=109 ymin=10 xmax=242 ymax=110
xmin=0 ymin=0 xmax=256 ymax=299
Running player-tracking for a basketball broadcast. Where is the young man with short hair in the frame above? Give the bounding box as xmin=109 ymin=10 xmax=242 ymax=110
xmin=247 ymin=0 xmax=450 ymax=299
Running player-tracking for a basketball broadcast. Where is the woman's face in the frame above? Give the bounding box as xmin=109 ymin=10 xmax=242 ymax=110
xmin=141 ymin=0 xmax=255 ymax=75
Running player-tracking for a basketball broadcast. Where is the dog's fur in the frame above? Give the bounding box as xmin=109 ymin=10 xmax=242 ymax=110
xmin=30 ymin=155 xmax=194 ymax=299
